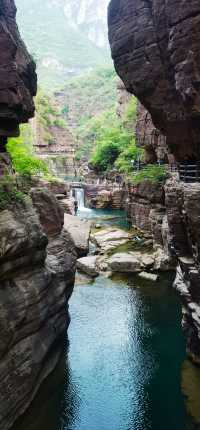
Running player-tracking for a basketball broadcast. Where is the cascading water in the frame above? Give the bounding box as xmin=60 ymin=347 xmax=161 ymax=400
xmin=72 ymin=187 xmax=92 ymax=213
xmin=75 ymin=188 xmax=85 ymax=209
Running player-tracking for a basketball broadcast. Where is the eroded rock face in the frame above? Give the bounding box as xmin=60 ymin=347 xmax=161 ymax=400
xmin=108 ymin=0 xmax=200 ymax=161
xmin=126 ymin=180 xmax=165 ymax=232
xmin=116 ymin=80 xmax=167 ymax=163
xmin=0 ymin=0 xmax=36 ymax=137
xmin=0 ymin=193 xmax=77 ymax=430
xmin=136 ymin=102 xmax=168 ymax=164
xmin=165 ymin=178 xmax=200 ymax=363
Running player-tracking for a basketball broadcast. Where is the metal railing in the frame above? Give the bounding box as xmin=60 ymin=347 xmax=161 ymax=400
xmin=178 ymin=162 xmax=200 ymax=183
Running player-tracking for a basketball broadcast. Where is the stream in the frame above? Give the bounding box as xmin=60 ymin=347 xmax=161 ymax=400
xmin=13 ymin=207 xmax=196 ymax=430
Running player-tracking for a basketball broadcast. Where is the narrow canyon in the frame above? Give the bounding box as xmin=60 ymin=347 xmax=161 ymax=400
xmin=0 ymin=1 xmax=200 ymax=430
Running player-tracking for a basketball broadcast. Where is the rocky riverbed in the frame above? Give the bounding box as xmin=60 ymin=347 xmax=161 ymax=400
xmin=77 ymin=221 xmax=175 ymax=281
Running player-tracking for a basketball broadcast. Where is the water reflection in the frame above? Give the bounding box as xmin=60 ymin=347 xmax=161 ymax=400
xmin=67 ymin=274 xmax=192 ymax=430
xmin=13 ymin=273 xmax=195 ymax=430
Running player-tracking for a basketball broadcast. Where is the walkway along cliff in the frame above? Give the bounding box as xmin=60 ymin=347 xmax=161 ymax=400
xmin=108 ymin=0 xmax=200 ymax=364
xmin=0 ymin=1 xmax=77 ymax=428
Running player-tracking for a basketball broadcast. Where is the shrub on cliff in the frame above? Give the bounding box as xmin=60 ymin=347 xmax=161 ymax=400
xmin=7 ymin=126 xmax=48 ymax=177
xmin=0 ymin=176 xmax=27 ymax=210
xmin=115 ymin=141 xmax=143 ymax=173
xmin=131 ymin=164 xmax=167 ymax=184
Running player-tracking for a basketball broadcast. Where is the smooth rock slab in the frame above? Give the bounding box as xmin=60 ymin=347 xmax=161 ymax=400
xmin=64 ymin=214 xmax=91 ymax=257
xmin=77 ymin=256 xmax=98 ymax=278
xmin=108 ymin=252 xmax=141 ymax=273
xmin=91 ymin=228 xmax=130 ymax=253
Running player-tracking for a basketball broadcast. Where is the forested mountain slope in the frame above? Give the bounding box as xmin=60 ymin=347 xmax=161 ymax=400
xmin=15 ymin=0 xmax=110 ymax=89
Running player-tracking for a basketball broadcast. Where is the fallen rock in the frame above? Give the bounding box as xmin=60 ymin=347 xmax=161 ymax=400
xmin=64 ymin=214 xmax=91 ymax=257
xmin=108 ymin=252 xmax=141 ymax=273
xmin=139 ymin=272 xmax=158 ymax=282
xmin=77 ymin=256 xmax=98 ymax=278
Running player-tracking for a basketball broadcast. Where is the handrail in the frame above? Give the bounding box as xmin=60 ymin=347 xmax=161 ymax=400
xmin=178 ymin=162 xmax=200 ymax=183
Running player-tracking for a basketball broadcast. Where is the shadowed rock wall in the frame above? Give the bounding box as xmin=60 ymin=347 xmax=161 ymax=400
xmin=0 ymin=0 xmax=36 ymax=138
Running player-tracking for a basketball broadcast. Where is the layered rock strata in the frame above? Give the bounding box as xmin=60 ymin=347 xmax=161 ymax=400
xmin=108 ymin=0 xmax=200 ymax=362
xmin=0 ymin=0 xmax=36 ymax=138
xmin=31 ymin=115 xmax=76 ymax=177
xmin=108 ymin=0 xmax=200 ymax=161
xmin=165 ymin=178 xmax=200 ymax=364
xmin=125 ymin=180 xmax=165 ymax=233
xmin=0 ymin=189 xmax=77 ymax=430
xmin=136 ymin=102 xmax=168 ymax=164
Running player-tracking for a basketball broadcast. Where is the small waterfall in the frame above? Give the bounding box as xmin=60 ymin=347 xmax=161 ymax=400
xmin=72 ymin=187 xmax=92 ymax=213
xmin=75 ymin=188 xmax=85 ymax=209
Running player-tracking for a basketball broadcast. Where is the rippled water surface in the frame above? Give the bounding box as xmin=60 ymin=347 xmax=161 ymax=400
xmin=14 ymin=272 xmax=195 ymax=430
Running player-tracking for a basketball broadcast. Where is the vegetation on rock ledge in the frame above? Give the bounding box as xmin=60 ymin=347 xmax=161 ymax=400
xmin=131 ymin=165 xmax=168 ymax=184
xmin=0 ymin=176 xmax=27 ymax=210
xmin=7 ymin=126 xmax=48 ymax=177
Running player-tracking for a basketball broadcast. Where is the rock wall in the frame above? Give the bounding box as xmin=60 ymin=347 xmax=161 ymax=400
xmin=108 ymin=0 xmax=200 ymax=162
xmin=116 ymin=81 xmax=168 ymax=163
xmin=165 ymin=179 xmax=200 ymax=364
xmin=116 ymin=79 xmax=132 ymax=121
xmin=136 ymin=102 xmax=168 ymax=164
xmin=108 ymin=0 xmax=200 ymax=362
xmin=0 ymin=190 xmax=77 ymax=430
xmin=85 ymin=184 xmax=125 ymax=210
xmin=125 ymin=180 xmax=165 ymax=234
xmin=0 ymin=0 xmax=36 ymax=138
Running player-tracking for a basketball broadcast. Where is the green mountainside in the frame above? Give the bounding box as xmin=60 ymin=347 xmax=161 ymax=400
xmin=56 ymin=67 xmax=117 ymax=127
xmin=55 ymin=66 xmax=118 ymax=158
xmin=15 ymin=0 xmax=110 ymax=89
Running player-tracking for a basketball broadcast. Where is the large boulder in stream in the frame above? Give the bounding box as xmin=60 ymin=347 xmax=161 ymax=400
xmin=108 ymin=252 xmax=142 ymax=273
xmin=64 ymin=214 xmax=91 ymax=257
xmin=77 ymin=256 xmax=99 ymax=278
xmin=108 ymin=250 xmax=173 ymax=273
